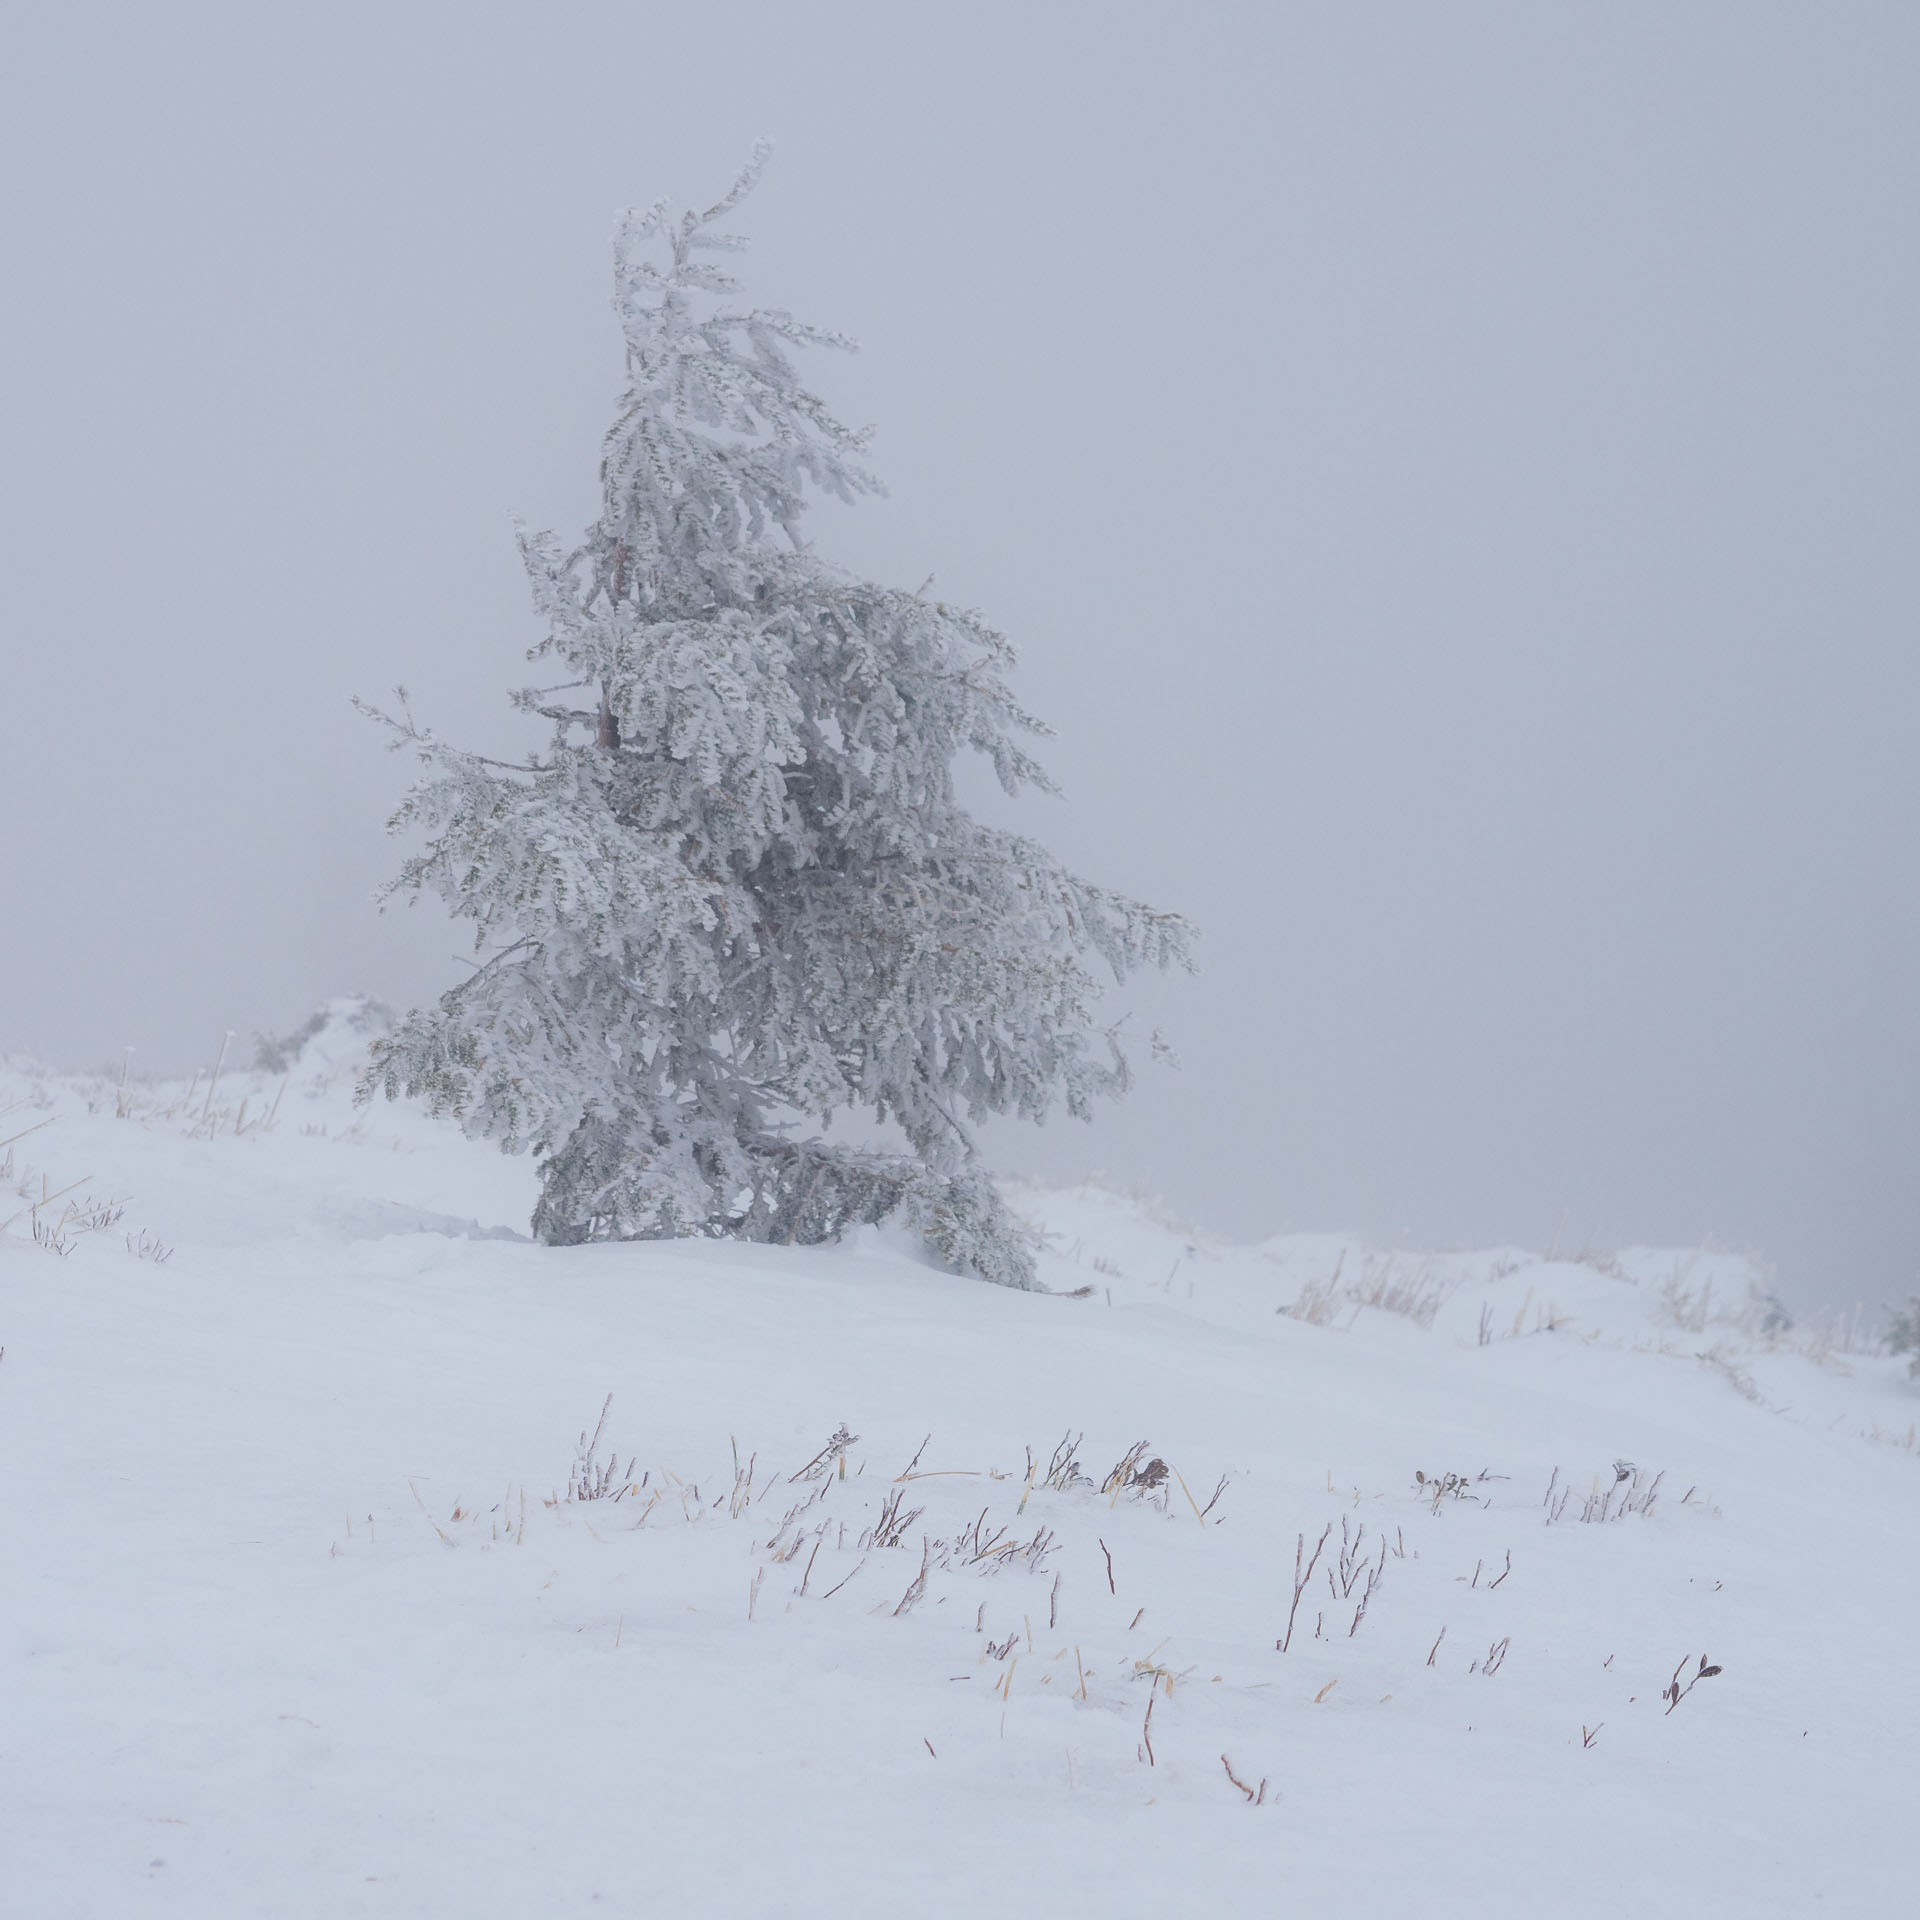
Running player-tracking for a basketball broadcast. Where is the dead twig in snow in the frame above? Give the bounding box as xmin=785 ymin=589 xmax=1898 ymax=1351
xmin=1662 ymin=1654 xmax=1722 ymax=1714
xmin=567 ymin=1395 xmax=634 ymax=1503
xmin=860 ymin=1484 xmax=924 ymax=1550
xmin=788 ymin=1423 xmax=858 ymax=1483
xmin=797 ymin=1537 xmax=823 ymax=1595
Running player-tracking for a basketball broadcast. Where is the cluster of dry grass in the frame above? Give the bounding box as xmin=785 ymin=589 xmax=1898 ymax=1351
xmin=1283 ymin=1249 xmax=1456 ymax=1331
xmin=375 ymin=1401 xmax=1272 ymax=1789
xmin=378 ymin=1398 xmax=1740 ymax=1800
xmin=1542 ymin=1463 xmax=1666 ymax=1525
xmin=92 ymin=1034 xmax=295 ymax=1141
xmin=0 ymin=1104 xmax=126 ymax=1258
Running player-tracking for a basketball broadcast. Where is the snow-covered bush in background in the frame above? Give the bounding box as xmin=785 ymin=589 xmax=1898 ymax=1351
xmin=359 ymin=149 xmax=1191 ymax=1285
xmin=1888 ymin=1299 xmax=1920 ymax=1379
xmin=255 ymin=995 xmax=395 ymax=1093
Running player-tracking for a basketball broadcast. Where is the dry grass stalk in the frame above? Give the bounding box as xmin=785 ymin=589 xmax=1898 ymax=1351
xmin=818 ymin=1556 xmax=866 ymax=1601
xmin=1696 ymin=1345 xmax=1766 ymax=1404
xmin=764 ymin=1486 xmax=829 ymax=1560
xmin=407 ymin=1479 xmax=452 ymax=1546
xmin=197 ymin=1030 xmax=232 ymax=1132
xmin=729 ymin=1438 xmax=758 ymax=1517
xmin=0 ymin=1117 xmax=55 ymax=1160
xmin=1279 ymin=1524 xmax=1332 ymax=1653
xmin=892 ymin=1539 xmax=933 ymax=1616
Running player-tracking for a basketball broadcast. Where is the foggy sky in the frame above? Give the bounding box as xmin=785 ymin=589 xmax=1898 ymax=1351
xmin=3 ymin=3 xmax=1915 ymax=1306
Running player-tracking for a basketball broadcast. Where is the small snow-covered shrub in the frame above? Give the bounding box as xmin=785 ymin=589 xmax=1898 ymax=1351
xmin=1788 ymin=1303 xmax=1883 ymax=1366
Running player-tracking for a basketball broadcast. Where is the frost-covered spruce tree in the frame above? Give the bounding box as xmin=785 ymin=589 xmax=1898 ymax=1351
xmin=361 ymin=148 xmax=1192 ymax=1286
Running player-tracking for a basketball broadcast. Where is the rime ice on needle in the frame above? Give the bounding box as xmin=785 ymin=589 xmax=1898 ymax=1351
xmin=358 ymin=146 xmax=1192 ymax=1283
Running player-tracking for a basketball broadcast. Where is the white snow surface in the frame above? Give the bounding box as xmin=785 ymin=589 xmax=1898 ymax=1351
xmin=4 ymin=1007 xmax=1914 ymax=1917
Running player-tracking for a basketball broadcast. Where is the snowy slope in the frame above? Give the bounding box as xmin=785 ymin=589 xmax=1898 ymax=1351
xmin=3 ymin=1009 xmax=1914 ymax=1918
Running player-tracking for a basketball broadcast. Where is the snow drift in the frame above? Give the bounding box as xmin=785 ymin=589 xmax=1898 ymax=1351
xmin=2 ymin=1006 xmax=1914 ymax=1917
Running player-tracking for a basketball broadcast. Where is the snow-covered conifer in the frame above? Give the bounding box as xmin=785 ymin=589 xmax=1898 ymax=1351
xmin=360 ymin=147 xmax=1192 ymax=1285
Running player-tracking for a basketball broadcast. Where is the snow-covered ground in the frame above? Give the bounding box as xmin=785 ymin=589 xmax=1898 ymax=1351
xmin=4 ymin=1005 xmax=1914 ymax=1917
